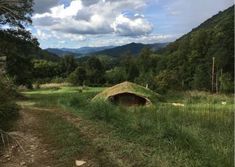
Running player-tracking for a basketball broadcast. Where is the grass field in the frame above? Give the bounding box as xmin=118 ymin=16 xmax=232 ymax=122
xmin=23 ymin=86 xmax=234 ymax=167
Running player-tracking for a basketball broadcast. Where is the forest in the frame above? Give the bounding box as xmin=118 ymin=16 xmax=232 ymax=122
xmin=1 ymin=6 xmax=234 ymax=93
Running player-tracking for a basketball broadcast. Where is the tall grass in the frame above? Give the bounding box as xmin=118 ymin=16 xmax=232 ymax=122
xmin=24 ymin=88 xmax=234 ymax=167
xmin=65 ymin=92 xmax=234 ymax=167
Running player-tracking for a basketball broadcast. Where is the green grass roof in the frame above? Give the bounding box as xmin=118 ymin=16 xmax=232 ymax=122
xmin=92 ymin=81 xmax=160 ymax=104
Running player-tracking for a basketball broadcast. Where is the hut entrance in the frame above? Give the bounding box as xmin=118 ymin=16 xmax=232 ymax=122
xmin=109 ymin=92 xmax=148 ymax=106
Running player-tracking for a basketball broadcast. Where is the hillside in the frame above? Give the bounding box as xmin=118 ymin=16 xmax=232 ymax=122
xmin=156 ymin=5 xmax=234 ymax=90
xmin=45 ymin=48 xmax=83 ymax=57
xmin=93 ymin=42 xmax=168 ymax=57
xmin=46 ymin=43 xmax=168 ymax=58
xmin=61 ymin=46 xmax=115 ymax=54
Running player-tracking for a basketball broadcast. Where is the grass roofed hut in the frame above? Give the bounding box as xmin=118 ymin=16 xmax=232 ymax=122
xmin=92 ymin=81 xmax=160 ymax=106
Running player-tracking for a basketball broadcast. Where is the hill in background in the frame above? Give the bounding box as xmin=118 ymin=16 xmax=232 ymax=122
xmin=45 ymin=42 xmax=168 ymax=58
xmin=156 ymin=5 xmax=234 ymax=90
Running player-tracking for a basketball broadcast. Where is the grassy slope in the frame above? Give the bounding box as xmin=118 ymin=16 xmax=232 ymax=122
xmin=23 ymin=86 xmax=234 ymax=167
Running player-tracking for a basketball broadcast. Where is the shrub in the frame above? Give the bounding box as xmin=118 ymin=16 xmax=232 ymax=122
xmin=0 ymin=75 xmax=19 ymax=130
xmin=219 ymin=73 xmax=234 ymax=93
xmin=67 ymin=67 xmax=87 ymax=86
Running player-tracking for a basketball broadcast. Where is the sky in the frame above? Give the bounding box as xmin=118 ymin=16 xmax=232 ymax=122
xmin=30 ymin=0 xmax=234 ymax=49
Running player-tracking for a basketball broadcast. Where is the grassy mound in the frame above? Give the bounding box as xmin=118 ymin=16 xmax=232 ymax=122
xmin=92 ymin=81 xmax=161 ymax=104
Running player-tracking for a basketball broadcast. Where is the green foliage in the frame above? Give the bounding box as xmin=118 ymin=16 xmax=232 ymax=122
xmin=192 ymin=65 xmax=210 ymax=90
xmin=67 ymin=67 xmax=87 ymax=86
xmin=50 ymin=77 xmax=65 ymax=83
xmin=219 ymin=72 xmax=234 ymax=93
xmin=0 ymin=29 xmax=39 ymax=87
xmin=60 ymin=55 xmax=78 ymax=77
xmin=154 ymin=70 xmax=179 ymax=92
xmin=0 ymin=76 xmax=19 ymax=130
xmin=127 ymin=63 xmax=139 ymax=82
xmin=33 ymin=59 xmax=61 ymax=80
xmin=105 ymin=67 xmax=127 ymax=84
xmin=155 ymin=6 xmax=234 ymax=92
xmin=0 ymin=0 xmax=33 ymax=28
xmin=137 ymin=47 xmax=157 ymax=73
xmin=134 ymin=71 xmax=155 ymax=89
xmin=86 ymin=57 xmax=105 ymax=85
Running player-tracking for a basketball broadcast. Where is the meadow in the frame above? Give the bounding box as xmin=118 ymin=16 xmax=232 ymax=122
xmin=23 ymin=86 xmax=234 ymax=167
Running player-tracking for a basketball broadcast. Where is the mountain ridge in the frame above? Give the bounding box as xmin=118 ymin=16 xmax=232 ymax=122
xmin=45 ymin=42 xmax=169 ymax=57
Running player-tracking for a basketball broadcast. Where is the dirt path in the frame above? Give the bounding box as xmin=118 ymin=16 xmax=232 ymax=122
xmin=0 ymin=104 xmax=56 ymax=167
xmin=0 ymin=101 xmax=127 ymax=167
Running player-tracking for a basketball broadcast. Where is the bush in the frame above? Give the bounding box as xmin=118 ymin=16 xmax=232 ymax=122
xmin=67 ymin=67 xmax=87 ymax=86
xmin=219 ymin=73 xmax=234 ymax=93
xmin=154 ymin=70 xmax=180 ymax=93
xmin=0 ymin=75 xmax=19 ymax=130
xmin=51 ymin=77 xmax=65 ymax=83
xmin=0 ymin=103 xmax=19 ymax=129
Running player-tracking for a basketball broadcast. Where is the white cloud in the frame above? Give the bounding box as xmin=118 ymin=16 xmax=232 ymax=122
xmin=32 ymin=0 xmax=152 ymax=38
xmin=111 ymin=14 xmax=153 ymax=36
xmin=33 ymin=1 xmax=82 ymax=19
xmin=35 ymin=29 xmax=86 ymax=41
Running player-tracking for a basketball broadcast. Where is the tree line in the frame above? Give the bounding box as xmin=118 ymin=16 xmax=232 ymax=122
xmin=0 ymin=2 xmax=233 ymax=94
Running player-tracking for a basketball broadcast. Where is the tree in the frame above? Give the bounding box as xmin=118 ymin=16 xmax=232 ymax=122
xmin=0 ymin=0 xmax=37 ymax=88
xmin=0 ymin=29 xmax=39 ymax=88
xmin=154 ymin=70 xmax=179 ymax=93
xmin=135 ymin=71 xmax=155 ymax=89
xmin=219 ymin=73 xmax=233 ymax=93
xmin=127 ymin=63 xmax=139 ymax=82
xmin=138 ymin=47 xmax=153 ymax=72
xmin=86 ymin=57 xmax=105 ymax=85
xmin=32 ymin=60 xmax=61 ymax=82
xmin=192 ymin=65 xmax=210 ymax=90
xmin=105 ymin=67 xmax=127 ymax=84
xmin=0 ymin=0 xmax=33 ymax=28
xmin=60 ymin=55 xmax=78 ymax=77
xmin=67 ymin=67 xmax=87 ymax=86
xmin=0 ymin=0 xmax=33 ymax=138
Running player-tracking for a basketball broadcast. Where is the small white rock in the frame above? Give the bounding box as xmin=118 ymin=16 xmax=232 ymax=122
xmin=75 ymin=160 xmax=86 ymax=166
xmin=172 ymin=103 xmax=185 ymax=107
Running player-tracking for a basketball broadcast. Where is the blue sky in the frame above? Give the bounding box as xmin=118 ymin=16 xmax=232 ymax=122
xmin=31 ymin=0 xmax=233 ymax=49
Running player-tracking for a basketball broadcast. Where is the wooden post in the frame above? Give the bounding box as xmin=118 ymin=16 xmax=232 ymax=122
xmin=211 ymin=57 xmax=215 ymax=93
xmin=216 ymin=71 xmax=219 ymax=94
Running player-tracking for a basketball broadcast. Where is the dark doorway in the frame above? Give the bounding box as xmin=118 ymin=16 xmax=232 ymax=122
xmin=109 ymin=92 xmax=148 ymax=106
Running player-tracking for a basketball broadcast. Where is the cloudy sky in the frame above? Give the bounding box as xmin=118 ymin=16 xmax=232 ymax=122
xmin=30 ymin=0 xmax=233 ymax=48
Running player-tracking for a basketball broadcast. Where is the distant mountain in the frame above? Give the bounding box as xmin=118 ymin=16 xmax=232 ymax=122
xmin=45 ymin=46 xmax=114 ymax=57
xmin=92 ymin=43 xmax=168 ymax=57
xmin=61 ymin=46 xmax=115 ymax=54
xmin=45 ymin=48 xmax=83 ymax=57
xmin=45 ymin=43 xmax=168 ymax=58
